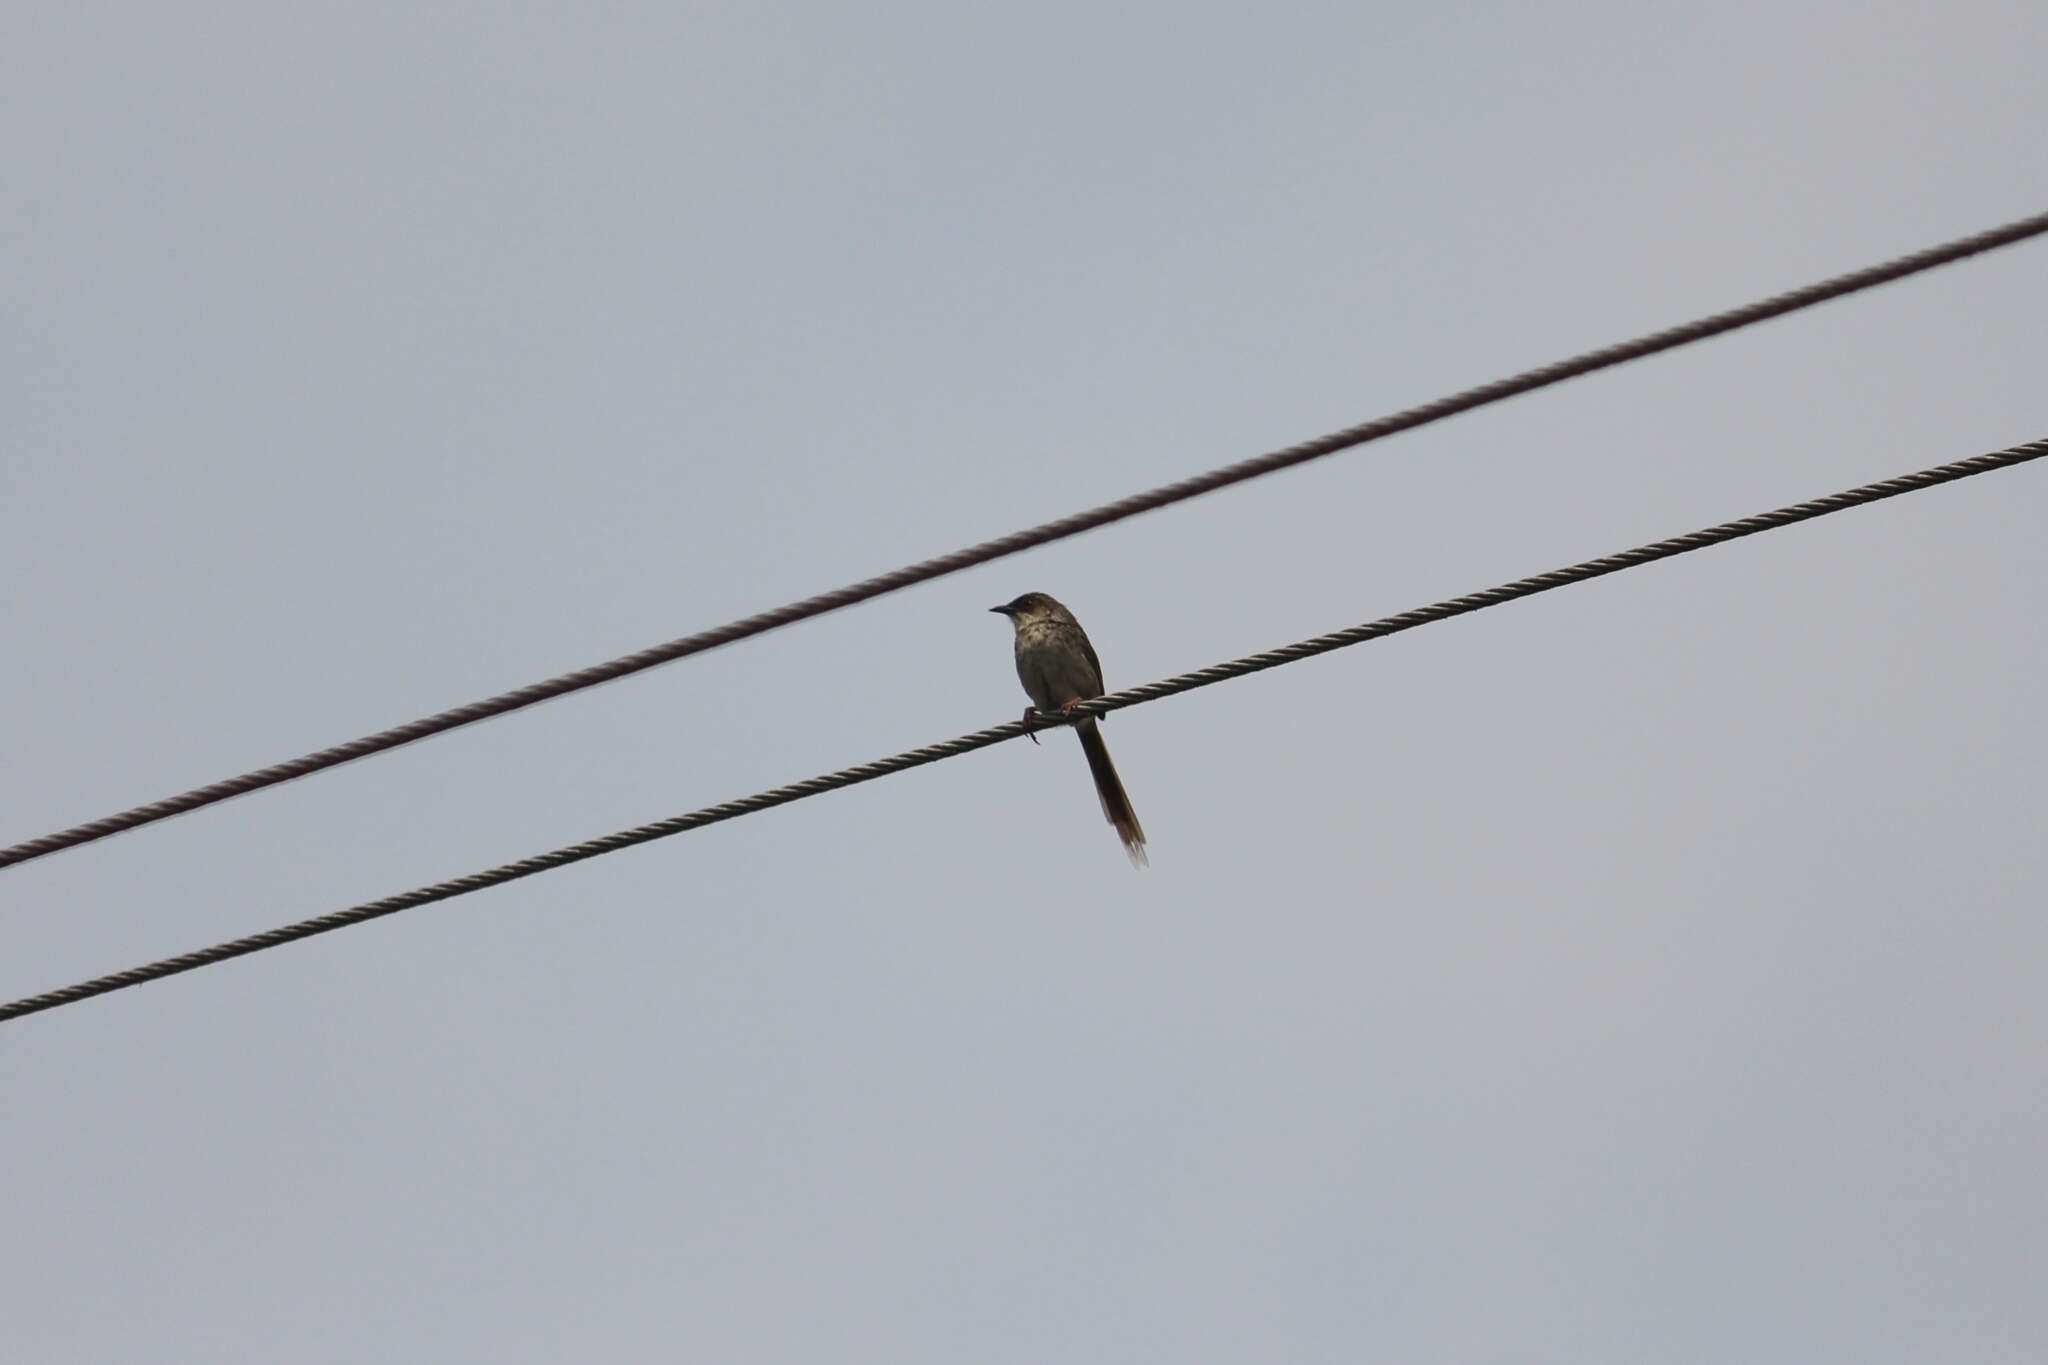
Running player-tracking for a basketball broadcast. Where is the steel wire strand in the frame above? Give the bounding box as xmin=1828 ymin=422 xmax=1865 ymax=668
xmin=3 ymin=437 xmax=2041 ymax=1023
xmin=7 ymin=212 xmax=2048 ymax=871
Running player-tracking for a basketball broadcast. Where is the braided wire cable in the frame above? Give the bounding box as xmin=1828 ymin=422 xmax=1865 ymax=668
xmin=7 ymin=212 xmax=2048 ymax=871
xmin=5 ymin=436 xmax=2041 ymax=1024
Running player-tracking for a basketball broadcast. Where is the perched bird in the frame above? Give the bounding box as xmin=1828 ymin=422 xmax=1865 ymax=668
xmin=990 ymin=592 xmax=1148 ymax=867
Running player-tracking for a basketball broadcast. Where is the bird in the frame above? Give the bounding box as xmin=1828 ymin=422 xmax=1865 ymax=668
xmin=990 ymin=592 xmax=1148 ymax=866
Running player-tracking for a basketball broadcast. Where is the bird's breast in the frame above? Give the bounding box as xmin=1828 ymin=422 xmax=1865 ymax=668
xmin=1013 ymin=619 xmax=1100 ymax=709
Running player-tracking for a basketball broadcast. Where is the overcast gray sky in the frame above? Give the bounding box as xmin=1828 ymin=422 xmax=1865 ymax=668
xmin=5 ymin=2 xmax=2046 ymax=1360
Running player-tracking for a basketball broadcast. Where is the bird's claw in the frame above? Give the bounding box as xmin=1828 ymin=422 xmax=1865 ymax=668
xmin=1021 ymin=701 xmax=1097 ymax=743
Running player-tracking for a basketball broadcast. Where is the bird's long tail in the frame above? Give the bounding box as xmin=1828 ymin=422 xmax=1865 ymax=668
xmin=1075 ymin=718 xmax=1147 ymax=868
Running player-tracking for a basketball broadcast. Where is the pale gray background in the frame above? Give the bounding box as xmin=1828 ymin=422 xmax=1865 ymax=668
xmin=4 ymin=2 xmax=2044 ymax=1360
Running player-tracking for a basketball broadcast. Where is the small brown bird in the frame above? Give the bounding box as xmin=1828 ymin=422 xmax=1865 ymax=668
xmin=991 ymin=592 xmax=1148 ymax=867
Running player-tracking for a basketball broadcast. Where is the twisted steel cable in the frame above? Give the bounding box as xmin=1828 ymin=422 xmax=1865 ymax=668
xmin=6 ymin=211 xmax=2048 ymax=872
xmin=4 ymin=436 xmax=2041 ymax=1024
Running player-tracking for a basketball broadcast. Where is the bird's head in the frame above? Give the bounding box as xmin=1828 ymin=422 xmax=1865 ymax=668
xmin=990 ymin=592 xmax=1069 ymax=629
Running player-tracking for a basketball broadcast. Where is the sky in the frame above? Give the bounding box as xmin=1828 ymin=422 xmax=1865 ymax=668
xmin=4 ymin=2 xmax=2045 ymax=1360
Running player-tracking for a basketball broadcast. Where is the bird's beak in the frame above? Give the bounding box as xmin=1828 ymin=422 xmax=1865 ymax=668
xmin=989 ymin=605 xmax=1014 ymax=617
